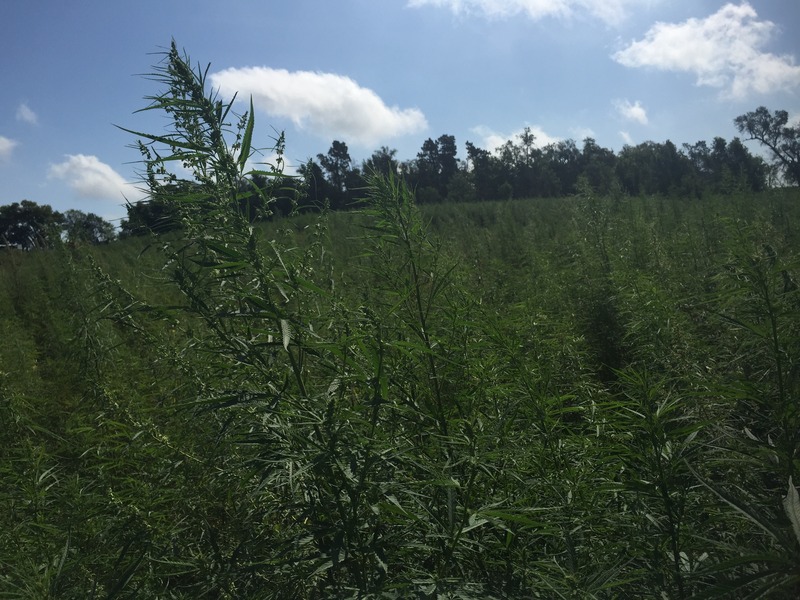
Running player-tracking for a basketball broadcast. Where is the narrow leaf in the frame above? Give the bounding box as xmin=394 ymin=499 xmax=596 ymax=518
xmin=238 ymin=97 xmax=255 ymax=172
xmin=115 ymin=125 xmax=204 ymax=151
xmin=281 ymin=319 xmax=291 ymax=350
xmin=783 ymin=477 xmax=800 ymax=546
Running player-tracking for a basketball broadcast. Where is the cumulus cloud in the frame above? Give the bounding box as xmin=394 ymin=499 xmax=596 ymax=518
xmin=613 ymin=2 xmax=800 ymax=99
xmin=570 ymin=126 xmax=596 ymax=141
xmin=0 ymin=136 xmax=17 ymax=161
xmin=16 ymin=103 xmax=38 ymax=125
xmin=471 ymin=124 xmax=560 ymax=152
xmin=48 ymin=154 xmax=142 ymax=201
xmin=614 ymin=99 xmax=648 ymax=124
xmin=407 ymin=0 xmax=643 ymax=25
xmin=619 ymin=131 xmax=634 ymax=145
xmin=209 ymin=67 xmax=428 ymax=147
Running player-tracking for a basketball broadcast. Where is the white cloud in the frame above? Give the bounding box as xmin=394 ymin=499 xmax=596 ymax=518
xmin=613 ymin=2 xmax=800 ymax=99
xmin=0 ymin=136 xmax=17 ymax=161
xmin=209 ymin=67 xmax=428 ymax=147
xmin=471 ymin=124 xmax=560 ymax=152
xmin=570 ymin=126 xmax=596 ymax=141
xmin=407 ymin=0 xmax=645 ymax=25
xmin=619 ymin=130 xmax=634 ymax=145
xmin=48 ymin=154 xmax=142 ymax=201
xmin=614 ymin=99 xmax=648 ymax=124
xmin=16 ymin=103 xmax=38 ymax=125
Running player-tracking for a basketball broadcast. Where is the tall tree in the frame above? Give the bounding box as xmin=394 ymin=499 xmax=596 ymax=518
xmin=414 ymin=137 xmax=440 ymax=198
xmin=120 ymin=200 xmax=181 ymax=236
xmin=465 ymin=141 xmax=498 ymax=200
xmin=548 ymin=139 xmax=581 ymax=195
xmin=0 ymin=200 xmax=63 ymax=249
xmin=734 ymin=107 xmax=800 ymax=185
xmin=721 ymin=137 xmax=767 ymax=192
xmin=363 ymin=146 xmax=399 ymax=179
xmin=318 ymin=141 xmax=361 ymax=209
xmin=63 ymin=209 xmax=116 ymax=244
xmin=683 ymin=137 xmax=766 ymax=194
xmin=318 ymin=141 xmax=351 ymax=193
xmin=411 ymin=135 xmax=461 ymax=201
xmin=436 ymin=134 xmax=459 ymax=190
xmin=581 ymin=138 xmax=617 ymax=195
xmin=297 ymin=159 xmax=331 ymax=207
xmin=517 ymin=127 xmax=537 ymax=168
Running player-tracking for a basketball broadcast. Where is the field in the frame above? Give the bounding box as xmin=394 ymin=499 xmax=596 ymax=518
xmin=2 ymin=183 xmax=799 ymax=598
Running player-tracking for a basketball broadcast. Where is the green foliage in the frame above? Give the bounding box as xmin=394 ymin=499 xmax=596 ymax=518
xmin=0 ymin=200 xmax=63 ymax=250
xmin=3 ymin=42 xmax=800 ymax=599
xmin=735 ymin=106 xmax=800 ymax=186
xmin=62 ymin=210 xmax=116 ymax=245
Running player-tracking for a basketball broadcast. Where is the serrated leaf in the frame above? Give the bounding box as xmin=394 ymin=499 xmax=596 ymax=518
xmin=238 ymin=97 xmax=255 ymax=173
xmin=783 ymin=477 xmax=800 ymax=546
xmin=280 ymin=319 xmax=291 ymax=350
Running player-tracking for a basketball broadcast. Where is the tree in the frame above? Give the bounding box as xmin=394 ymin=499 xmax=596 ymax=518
xmin=734 ymin=107 xmax=800 ymax=185
xmin=721 ymin=137 xmax=767 ymax=192
xmin=318 ymin=141 xmax=360 ymax=209
xmin=296 ymin=159 xmax=331 ymax=207
xmin=581 ymin=138 xmax=617 ymax=195
xmin=547 ymin=139 xmax=581 ymax=195
xmin=436 ymin=134 xmax=459 ymax=189
xmin=414 ymin=137 xmax=440 ymax=194
xmin=517 ymin=127 xmax=537 ymax=168
xmin=492 ymin=128 xmax=554 ymax=198
xmin=465 ymin=141 xmax=502 ymax=200
xmin=119 ymin=197 xmax=182 ymax=236
xmin=363 ymin=146 xmax=399 ymax=179
xmin=62 ymin=209 xmax=116 ymax=244
xmin=655 ymin=140 xmax=691 ymax=195
xmin=682 ymin=137 xmax=766 ymax=195
xmin=0 ymin=200 xmax=63 ymax=249
xmin=445 ymin=172 xmax=477 ymax=203
xmin=411 ymin=135 xmax=460 ymax=200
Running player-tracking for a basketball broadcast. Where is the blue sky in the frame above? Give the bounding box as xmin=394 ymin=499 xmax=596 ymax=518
xmin=1 ymin=0 xmax=798 ymax=223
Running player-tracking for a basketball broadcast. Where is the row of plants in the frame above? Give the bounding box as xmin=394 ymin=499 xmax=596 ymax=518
xmin=1 ymin=43 xmax=799 ymax=598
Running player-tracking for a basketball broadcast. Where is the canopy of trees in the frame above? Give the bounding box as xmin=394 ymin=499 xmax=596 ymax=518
xmin=734 ymin=106 xmax=800 ymax=186
xmin=0 ymin=201 xmax=116 ymax=249
xmin=0 ymin=201 xmax=63 ymax=249
xmin=283 ymin=110 xmax=781 ymax=210
xmin=6 ymin=107 xmax=786 ymax=246
xmin=63 ymin=209 xmax=116 ymax=245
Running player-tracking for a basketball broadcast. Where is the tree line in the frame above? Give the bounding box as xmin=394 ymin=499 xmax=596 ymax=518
xmin=0 ymin=202 xmax=115 ymax=250
xmin=293 ymin=105 xmax=797 ymax=210
xmin=1 ymin=106 xmax=797 ymax=246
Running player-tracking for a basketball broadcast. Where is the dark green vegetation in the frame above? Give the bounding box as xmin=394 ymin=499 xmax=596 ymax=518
xmin=0 ymin=203 xmax=115 ymax=250
xmin=2 ymin=43 xmax=800 ymax=599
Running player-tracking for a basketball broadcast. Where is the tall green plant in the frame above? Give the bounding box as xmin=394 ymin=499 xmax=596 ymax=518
xmin=688 ymin=225 xmax=800 ymax=598
xmin=113 ymin=42 xmax=509 ymax=598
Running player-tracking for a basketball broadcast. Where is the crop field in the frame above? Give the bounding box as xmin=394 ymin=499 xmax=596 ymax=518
xmin=1 ymin=44 xmax=799 ymax=599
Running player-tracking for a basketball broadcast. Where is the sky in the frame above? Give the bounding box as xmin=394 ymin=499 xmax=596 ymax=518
xmin=1 ymin=0 xmax=799 ymax=224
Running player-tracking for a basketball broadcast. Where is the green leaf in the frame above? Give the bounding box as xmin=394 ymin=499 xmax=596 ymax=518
xmin=783 ymin=477 xmax=800 ymax=546
xmin=281 ymin=319 xmax=291 ymax=350
xmin=238 ymin=97 xmax=255 ymax=173
xmin=294 ymin=276 xmax=332 ymax=298
xmin=687 ymin=462 xmax=783 ymax=541
xmin=115 ymin=125 xmax=205 ymax=151
xmin=479 ymin=508 xmax=551 ymax=529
